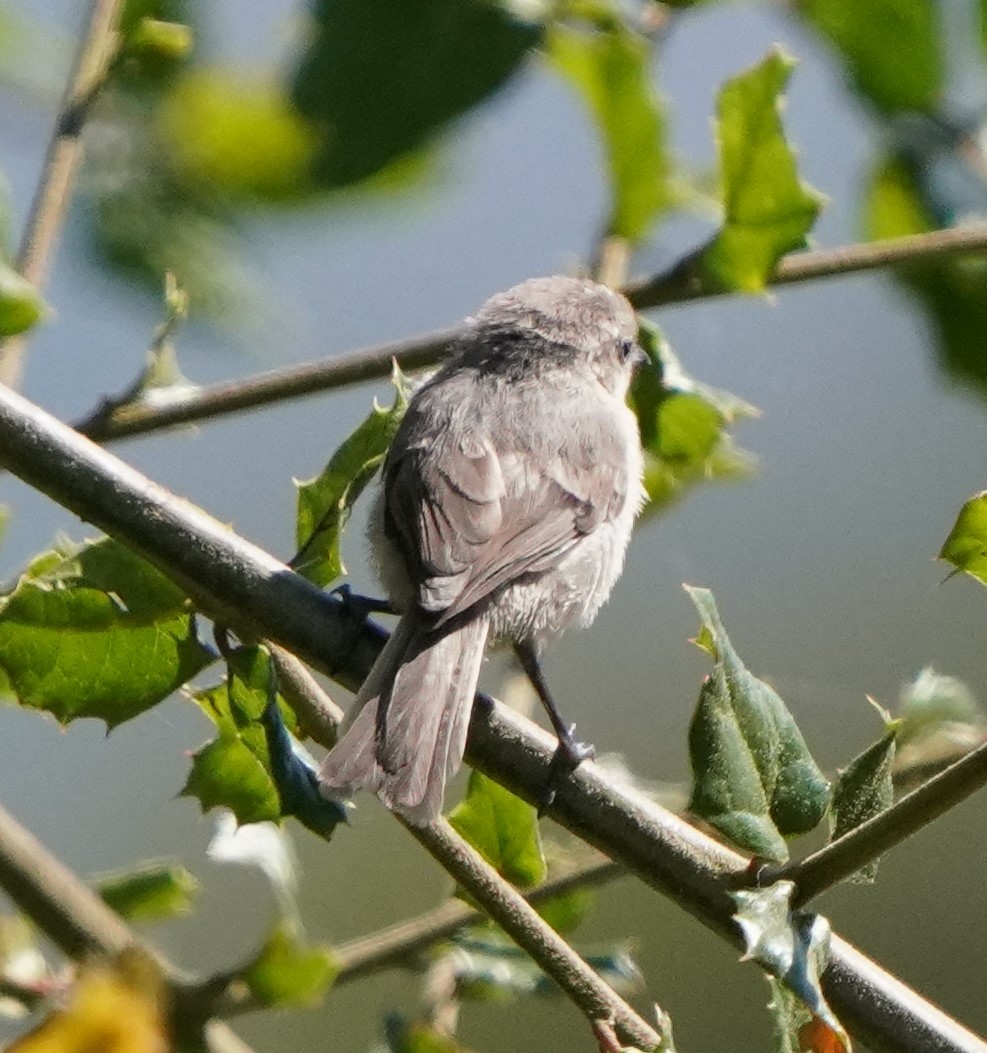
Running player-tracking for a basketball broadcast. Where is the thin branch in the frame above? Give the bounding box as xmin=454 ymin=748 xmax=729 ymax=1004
xmin=0 ymin=802 xmax=136 ymax=960
xmin=75 ymin=328 xmax=458 ymax=442
xmin=626 ymin=222 xmax=987 ymax=309
xmin=0 ymin=0 xmax=124 ymax=389
xmin=334 ymin=852 xmax=620 ymax=986
xmin=775 ymin=737 xmax=987 ymax=908
xmin=265 ymin=638 xmax=657 ymax=1047
xmin=406 ymin=818 xmax=659 ymax=1050
xmin=0 ymin=383 xmax=985 ymax=1053
xmin=0 ymin=802 xmax=256 ymax=1053
xmin=75 ymin=221 xmax=987 ymax=444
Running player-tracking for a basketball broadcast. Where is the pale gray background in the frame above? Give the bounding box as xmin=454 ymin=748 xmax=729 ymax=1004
xmin=2 ymin=2 xmax=987 ymax=1050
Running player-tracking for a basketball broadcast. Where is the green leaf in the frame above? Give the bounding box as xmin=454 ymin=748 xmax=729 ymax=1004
xmin=97 ymin=863 xmax=199 ymax=922
xmin=685 ymin=587 xmax=830 ymax=862
xmin=703 ymin=48 xmax=823 ymax=293
xmin=548 ymin=18 xmax=668 ymax=241
xmin=830 ymin=718 xmax=897 ymax=884
xmin=862 ymin=156 xmax=987 ymax=395
xmin=0 ymin=261 xmax=46 ymax=336
xmin=183 ymin=736 xmax=280 ymax=824
xmin=732 ymin=882 xmax=849 ymax=1051
xmin=183 ymin=646 xmax=295 ymax=824
xmin=387 ymin=1017 xmax=475 ymax=1053
xmin=0 ymin=537 xmax=214 ymax=726
xmin=534 ymin=885 xmax=594 ymax=936
xmin=798 ymin=0 xmax=942 ymax=114
xmin=242 ymin=922 xmax=339 ymax=1007
xmin=291 ymin=0 xmax=542 ymax=188
xmin=631 ymin=322 xmax=758 ymax=518
xmin=161 ymin=71 xmax=318 ymax=203
xmin=293 ymin=372 xmax=408 ymax=586
xmin=940 ymin=492 xmax=987 ymax=587
xmin=448 ymin=771 xmax=546 ymax=887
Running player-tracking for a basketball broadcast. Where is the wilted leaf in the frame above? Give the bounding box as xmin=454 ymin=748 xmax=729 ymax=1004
xmin=208 ymin=812 xmax=299 ymax=916
xmin=7 ymin=963 xmax=166 ymax=1053
xmin=548 ymin=18 xmax=668 ymax=240
xmin=293 ymin=372 xmax=408 ymax=586
xmin=97 ymin=863 xmax=198 ymax=922
xmin=830 ymin=719 xmax=897 ymax=883
xmin=733 ymin=882 xmax=849 ymax=1052
xmin=686 ymin=586 xmax=830 ymax=862
xmin=940 ymin=492 xmax=987 ymax=586
xmin=703 ymin=48 xmax=823 ymax=292
xmin=630 ymin=322 xmax=757 ymax=517
xmin=242 ymin=922 xmax=339 ymax=1007
xmin=0 ymin=262 xmax=46 ymax=337
xmin=449 ymin=771 xmax=546 ymax=887
xmin=798 ymin=0 xmax=941 ymax=114
xmin=0 ymin=537 xmax=214 ymax=726
xmin=451 ymin=931 xmax=640 ymax=1000
xmin=0 ymin=915 xmax=46 ymax=1018
xmin=291 ymin=0 xmax=542 ymax=188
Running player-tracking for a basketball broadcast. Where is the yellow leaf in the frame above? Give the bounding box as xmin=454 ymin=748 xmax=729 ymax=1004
xmin=9 ymin=967 xmax=166 ymax=1053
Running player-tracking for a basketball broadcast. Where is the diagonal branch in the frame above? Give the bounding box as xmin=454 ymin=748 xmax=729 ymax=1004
xmin=263 ymin=647 xmax=657 ymax=1047
xmin=0 ymin=802 xmax=257 ymax=1053
xmin=0 ymin=382 xmax=983 ymax=1053
xmin=775 ymin=737 xmax=987 ymax=907
xmin=0 ymin=0 xmax=124 ymax=389
xmin=75 ymin=221 xmax=987 ymax=444
xmin=333 ymin=851 xmax=620 ymax=985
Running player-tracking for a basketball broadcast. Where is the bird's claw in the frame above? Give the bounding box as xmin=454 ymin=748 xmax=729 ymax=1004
xmin=537 ymin=725 xmax=595 ymax=816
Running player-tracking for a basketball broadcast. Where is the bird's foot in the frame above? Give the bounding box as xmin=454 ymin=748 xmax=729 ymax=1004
xmin=538 ymin=724 xmax=595 ymax=815
xmin=330 ymin=583 xmax=398 ymax=620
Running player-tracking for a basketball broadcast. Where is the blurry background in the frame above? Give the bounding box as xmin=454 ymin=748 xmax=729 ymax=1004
xmin=3 ymin=0 xmax=987 ymax=1050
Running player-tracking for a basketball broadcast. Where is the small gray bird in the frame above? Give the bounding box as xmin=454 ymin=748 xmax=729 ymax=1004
xmin=319 ymin=276 xmax=645 ymax=823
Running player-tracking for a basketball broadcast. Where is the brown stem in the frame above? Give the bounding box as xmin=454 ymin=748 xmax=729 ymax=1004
xmin=0 ymin=0 xmax=124 ymax=388
xmin=75 ymin=222 xmax=987 ymax=444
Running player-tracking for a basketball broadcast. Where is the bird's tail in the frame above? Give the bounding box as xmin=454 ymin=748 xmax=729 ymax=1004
xmin=318 ymin=613 xmax=489 ymax=824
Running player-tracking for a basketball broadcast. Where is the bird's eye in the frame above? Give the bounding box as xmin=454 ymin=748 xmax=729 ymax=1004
xmin=619 ymin=338 xmax=636 ymax=362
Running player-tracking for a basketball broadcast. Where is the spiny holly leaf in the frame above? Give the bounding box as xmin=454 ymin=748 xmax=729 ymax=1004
xmin=242 ymin=922 xmax=339 ymax=1007
xmin=630 ymin=322 xmax=757 ymax=518
xmin=798 ymin=0 xmax=941 ymax=114
xmin=294 ymin=369 xmax=409 ymax=586
xmin=830 ymin=704 xmax=898 ymax=884
xmin=0 ymin=537 xmax=214 ymax=726
xmin=940 ymin=492 xmax=987 ymax=587
xmin=548 ymin=17 xmax=668 ymax=241
xmin=703 ymin=48 xmax=823 ymax=293
xmin=96 ymin=863 xmax=199 ymax=922
xmin=448 ymin=771 xmax=546 ymax=887
xmin=184 ymin=646 xmax=297 ymax=824
xmin=291 ymin=0 xmax=542 ymax=188
xmin=733 ymin=882 xmax=850 ymax=1052
xmin=686 ymin=587 xmax=830 ymax=862
xmin=0 ymin=262 xmax=46 ymax=337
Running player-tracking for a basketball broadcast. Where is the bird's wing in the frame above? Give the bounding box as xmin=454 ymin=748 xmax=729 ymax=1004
xmin=384 ymin=412 xmax=628 ymax=626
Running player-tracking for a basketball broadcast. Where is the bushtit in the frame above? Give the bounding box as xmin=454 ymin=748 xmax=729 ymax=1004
xmin=319 ymin=276 xmax=644 ymax=823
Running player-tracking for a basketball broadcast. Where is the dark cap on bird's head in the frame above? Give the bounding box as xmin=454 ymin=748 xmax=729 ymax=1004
xmin=468 ymin=276 xmax=642 ymax=394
